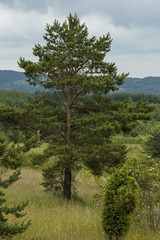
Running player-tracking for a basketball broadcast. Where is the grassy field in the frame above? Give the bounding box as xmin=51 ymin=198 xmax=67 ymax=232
xmin=1 ymin=135 xmax=160 ymax=240
xmin=3 ymin=169 xmax=106 ymax=240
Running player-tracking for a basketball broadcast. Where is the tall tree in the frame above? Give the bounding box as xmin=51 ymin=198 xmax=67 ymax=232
xmin=18 ymin=14 xmax=153 ymax=200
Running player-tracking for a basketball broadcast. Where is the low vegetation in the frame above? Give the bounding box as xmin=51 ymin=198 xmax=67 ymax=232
xmin=0 ymin=131 xmax=158 ymax=239
xmin=1 ymin=80 xmax=160 ymax=240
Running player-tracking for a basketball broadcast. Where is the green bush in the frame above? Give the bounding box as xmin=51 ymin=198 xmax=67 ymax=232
xmin=102 ymin=168 xmax=139 ymax=240
xmin=128 ymin=157 xmax=160 ymax=231
xmin=145 ymin=128 xmax=160 ymax=158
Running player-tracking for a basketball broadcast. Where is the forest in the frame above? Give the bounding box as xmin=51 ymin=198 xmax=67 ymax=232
xmin=1 ymin=14 xmax=160 ymax=240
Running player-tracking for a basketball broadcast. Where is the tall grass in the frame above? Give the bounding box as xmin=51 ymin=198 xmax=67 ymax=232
xmin=2 ymin=168 xmax=160 ymax=240
xmin=2 ymin=134 xmax=160 ymax=240
xmin=4 ymin=169 xmax=105 ymax=240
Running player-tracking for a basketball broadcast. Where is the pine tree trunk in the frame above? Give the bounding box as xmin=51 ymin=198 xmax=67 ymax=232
xmin=63 ymin=86 xmax=72 ymax=200
xmin=64 ymin=167 xmax=72 ymax=200
xmin=109 ymin=235 xmax=112 ymax=240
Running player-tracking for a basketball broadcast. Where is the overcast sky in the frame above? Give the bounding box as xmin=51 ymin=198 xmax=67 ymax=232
xmin=0 ymin=0 xmax=160 ymax=78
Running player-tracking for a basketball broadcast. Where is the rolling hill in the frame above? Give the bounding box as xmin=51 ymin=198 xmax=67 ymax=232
xmin=120 ymin=77 xmax=160 ymax=95
xmin=0 ymin=70 xmax=160 ymax=95
xmin=0 ymin=70 xmax=43 ymax=93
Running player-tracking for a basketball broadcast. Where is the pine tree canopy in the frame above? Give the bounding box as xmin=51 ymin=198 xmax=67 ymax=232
xmin=17 ymin=14 xmax=155 ymax=200
xmin=18 ymin=13 xmax=128 ymax=93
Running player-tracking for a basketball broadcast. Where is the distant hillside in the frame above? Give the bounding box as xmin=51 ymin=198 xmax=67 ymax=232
xmin=0 ymin=70 xmax=160 ymax=95
xmin=0 ymin=70 xmax=43 ymax=93
xmin=120 ymin=77 xmax=160 ymax=95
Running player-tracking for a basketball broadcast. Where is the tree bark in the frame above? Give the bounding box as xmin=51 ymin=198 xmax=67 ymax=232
xmin=63 ymin=167 xmax=72 ymax=200
xmin=63 ymin=86 xmax=72 ymax=200
xmin=109 ymin=235 xmax=112 ymax=240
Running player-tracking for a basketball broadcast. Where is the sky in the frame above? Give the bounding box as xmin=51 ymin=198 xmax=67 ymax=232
xmin=0 ymin=0 xmax=160 ymax=78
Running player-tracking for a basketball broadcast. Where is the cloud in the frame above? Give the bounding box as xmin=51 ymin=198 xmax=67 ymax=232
xmin=110 ymin=52 xmax=160 ymax=77
xmin=0 ymin=0 xmax=160 ymax=77
xmin=1 ymin=0 xmax=160 ymax=28
xmin=82 ymin=14 xmax=160 ymax=54
xmin=0 ymin=0 xmax=54 ymax=13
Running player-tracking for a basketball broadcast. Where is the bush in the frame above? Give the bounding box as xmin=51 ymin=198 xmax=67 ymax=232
xmin=102 ymin=168 xmax=139 ymax=240
xmin=128 ymin=157 xmax=160 ymax=231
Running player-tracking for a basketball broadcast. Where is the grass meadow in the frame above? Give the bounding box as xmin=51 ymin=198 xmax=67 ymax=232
xmin=1 ymin=134 xmax=160 ymax=240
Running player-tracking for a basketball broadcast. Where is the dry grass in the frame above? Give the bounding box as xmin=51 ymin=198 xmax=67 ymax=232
xmin=2 ymin=168 xmax=160 ymax=240
xmin=1 ymin=135 xmax=160 ymax=240
xmin=3 ymin=169 xmax=105 ymax=240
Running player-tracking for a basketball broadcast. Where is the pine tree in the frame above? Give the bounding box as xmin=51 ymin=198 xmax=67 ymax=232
xmin=18 ymin=14 xmax=153 ymax=200
xmin=145 ymin=128 xmax=160 ymax=158
xmin=0 ymin=132 xmax=31 ymax=238
xmin=0 ymin=169 xmax=31 ymax=239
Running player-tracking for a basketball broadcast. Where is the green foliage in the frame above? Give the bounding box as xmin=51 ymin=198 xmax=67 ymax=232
xmin=102 ymin=169 xmax=139 ymax=240
xmin=145 ymin=128 xmax=160 ymax=158
xmin=18 ymin=13 xmax=127 ymax=92
xmin=17 ymin=13 xmax=129 ymax=199
xmin=126 ymin=156 xmax=160 ymax=232
xmin=0 ymin=169 xmax=31 ymax=238
xmin=152 ymin=105 xmax=160 ymax=121
xmin=0 ymin=90 xmax=34 ymax=108
xmin=108 ymin=92 xmax=160 ymax=104
xmin=0 ymin=133 xmax=32 ymax=237
xmin=16 ymin=13 xmax=154 ymax=200
xmin=0 ymin=131 xmax=40 ymax=169
xmin=21 ymin=92 xmax=153 ymax=197
xmin=42 ymin=161 xmax=64 ymax=194
xmin=129 ymin=120 xmax=159 ymax=137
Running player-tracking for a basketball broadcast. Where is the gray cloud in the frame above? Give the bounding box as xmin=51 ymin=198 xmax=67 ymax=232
xmin=0 ymin=0 xmax=54 ymax=12
xmin=1 ymin=0 xmax=160 ymax=28
xmin=0 ymin=0 xmax=160 ymax=77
